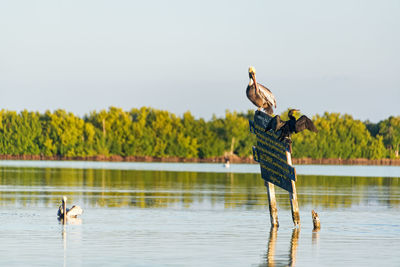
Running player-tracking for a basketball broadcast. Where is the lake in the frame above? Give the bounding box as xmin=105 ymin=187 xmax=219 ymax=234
xmin=0 ymin=161 xmax=399 ymax=266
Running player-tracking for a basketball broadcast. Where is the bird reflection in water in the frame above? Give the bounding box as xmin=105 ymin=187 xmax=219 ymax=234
xmin=261 ymin=227 xmax=300 ymax=267
xmin=57 ymin=196 xmax=83 ymax=267
xmin=61 ymin=215 xmax=82 ymax=267
xmin=60 ymin=217 xmax=83 ymax=225
xmin=62 ymin=224 xmax=68 ymax=267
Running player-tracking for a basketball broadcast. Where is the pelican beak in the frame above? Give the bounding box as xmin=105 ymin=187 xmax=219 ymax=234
xmin=252 ymin=73 xmax=256 ymax=83
xmin=250 ymin=72 xmax=257 ymax=85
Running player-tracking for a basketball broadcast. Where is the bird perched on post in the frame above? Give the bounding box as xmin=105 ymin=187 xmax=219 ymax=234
xmin=246 ymin=67 xmax=277 ymax=115
xmin=57 ymin=196 xmax=83 ymax=222
xmin=266 ymin=109 xmax=318 ymax=143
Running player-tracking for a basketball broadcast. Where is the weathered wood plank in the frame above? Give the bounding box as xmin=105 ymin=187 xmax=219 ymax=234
xmin=266 ymin=182 xmax=279 ymax=227
xmin=287 ymin=150 xmax=300 ymax=226
xmin=312 ymin=210 xmax=321 ymax=231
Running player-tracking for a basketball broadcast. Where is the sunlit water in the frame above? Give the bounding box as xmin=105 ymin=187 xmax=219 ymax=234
xmin=0 ymin=162 xmax=399 ymax=266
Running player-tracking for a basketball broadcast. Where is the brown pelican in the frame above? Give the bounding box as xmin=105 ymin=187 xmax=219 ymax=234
xmin=266 ymin=109 xmax=317 ymax=143
xmin=57 ymin=196 xmax=83 ymax=221
xmin=246 ymin=66 xmax=277 ymax=115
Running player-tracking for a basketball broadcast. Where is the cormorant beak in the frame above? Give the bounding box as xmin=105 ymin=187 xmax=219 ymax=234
xmin=289 ymin=109 xmax=300 ymax=117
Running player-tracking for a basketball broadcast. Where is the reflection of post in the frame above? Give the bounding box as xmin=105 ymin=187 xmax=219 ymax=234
xmin=286 ymin=150 xmax=300 ymax=226
xmin=266 ymin=226 xmax=278 ymax=267
xmin=289 ymin=228 xmax=300 ymax=267
xmin=312 ymin=210 xmax=320 ymax=246
xmin=312 ymin=230 xmax=319 ymax=245
xmin=266 ymin=182 xmax=279 ymax=227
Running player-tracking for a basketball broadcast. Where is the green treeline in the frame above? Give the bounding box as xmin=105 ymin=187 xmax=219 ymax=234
xmin=0 ymin=107 xmax=399 ymax=159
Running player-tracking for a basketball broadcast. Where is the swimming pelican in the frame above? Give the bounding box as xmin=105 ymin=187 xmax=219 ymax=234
xmin=224 ymin=159 xmax=230 ymax=168
xmin=57 ymin=196 xmax=83 ymax=221
xmin=246 ymin=67 xmax=277 ymax=115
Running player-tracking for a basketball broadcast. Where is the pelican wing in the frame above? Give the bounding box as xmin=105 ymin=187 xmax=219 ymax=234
xmin=257 ymin=83 xmax=276 ymax=108
xmin=66 ymin=205 xmax=83 ymax=218
xmin=295 ymin=115 xmax=318 ymax=133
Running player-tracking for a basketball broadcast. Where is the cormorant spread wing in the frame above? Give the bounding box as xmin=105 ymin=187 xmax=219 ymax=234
xmin=265 ymin=115 xmax=285 ymax=132
xmin=265 ymin=110 xmax=318 ymax=146
xmin=295 ymin=115 xmax=318 ymax=133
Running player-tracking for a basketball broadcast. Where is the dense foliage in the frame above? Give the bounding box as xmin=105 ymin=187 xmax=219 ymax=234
xmin=291 ymin=112 xmax=387 ymax=159
xmin=0 ymin=107 xmax=398 ymax=159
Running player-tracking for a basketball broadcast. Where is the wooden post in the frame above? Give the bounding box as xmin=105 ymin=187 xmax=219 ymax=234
xmin=286 ymin=150 xmax=300 ymax=227
xmin=312 ymin=210 xmax=321 ymax=231
xmin=266 ymin=181 xmax=279 ymax=227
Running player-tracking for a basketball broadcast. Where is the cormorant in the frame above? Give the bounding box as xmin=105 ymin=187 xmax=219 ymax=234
xmin=266 ymin=109 xmax=318 ymax=143
xmin=57 ymin=196 xmax=83 ymax=221
xmin=246 ymin=67 xmax=276 ymax=115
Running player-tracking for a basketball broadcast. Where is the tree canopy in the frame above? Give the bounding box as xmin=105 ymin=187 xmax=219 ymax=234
xmin=0 ymin=107 xmax=397 ymax=159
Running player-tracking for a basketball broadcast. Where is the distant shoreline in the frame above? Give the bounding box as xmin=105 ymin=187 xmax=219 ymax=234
xmin=0 ymin=155 xmax=399 ymax=166
xmin=292 ymin=157 xmax=400 ymax=166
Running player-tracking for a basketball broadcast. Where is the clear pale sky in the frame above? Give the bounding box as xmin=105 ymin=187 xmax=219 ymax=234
xmin=1 ymin=0 xmax=399 ymax=122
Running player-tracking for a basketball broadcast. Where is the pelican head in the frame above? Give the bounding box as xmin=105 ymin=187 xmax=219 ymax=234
xmin=248 ymin=66 xmax=256 ymax=74
xmin=248 ymin=66 xmax=256 ymax=79
xmin=62 ymin=196 xmax=67 ymax=203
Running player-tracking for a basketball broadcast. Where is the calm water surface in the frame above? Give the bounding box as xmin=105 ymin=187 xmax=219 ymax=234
xmin=0 ymin=162 xmax=399 ymax=266
xmin=1 ymin=160 xmax=400 ymax=177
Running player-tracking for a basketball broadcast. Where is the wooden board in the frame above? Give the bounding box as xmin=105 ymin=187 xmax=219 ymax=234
xmin=250 ymin=111 xmax=296 ymax=193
